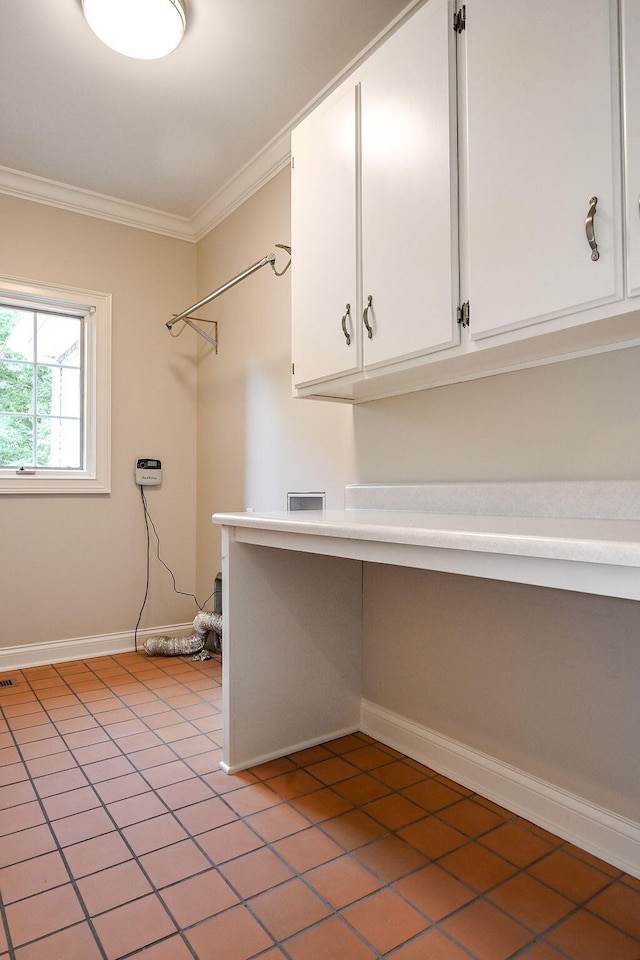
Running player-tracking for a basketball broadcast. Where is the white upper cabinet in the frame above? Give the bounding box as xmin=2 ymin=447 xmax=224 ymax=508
xmin=291 ymin=0 xmax=637 ymax=403
xmin=291 ymin=84 xmax=359 ymax=385
xmin=360 ymin=0 xmax=459 ymax=368
xmin=463 ymin=0 xmax=623 ymax=340
xmin=622 ymin=0 xmax=640 ymax=298
xmin=291 ymin=0 xmax=458 ymax=389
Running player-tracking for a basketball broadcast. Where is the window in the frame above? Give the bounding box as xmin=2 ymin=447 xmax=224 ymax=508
xmin=0 ymin=276 xmax=111 ymax=493
xmin=1 ymin=308 xmax=83 ymax=470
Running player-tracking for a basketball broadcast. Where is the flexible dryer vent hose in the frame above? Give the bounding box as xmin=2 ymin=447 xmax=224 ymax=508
xmin=143 ymin=610 xmax=222 ymax=657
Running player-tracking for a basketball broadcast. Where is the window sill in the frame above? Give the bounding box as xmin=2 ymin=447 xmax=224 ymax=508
xmin=0 ymin=475 xmax=110 ymax=494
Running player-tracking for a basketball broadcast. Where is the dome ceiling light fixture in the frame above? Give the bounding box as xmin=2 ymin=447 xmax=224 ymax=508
xmin=82 ymin=0 xmax=187 ymax=60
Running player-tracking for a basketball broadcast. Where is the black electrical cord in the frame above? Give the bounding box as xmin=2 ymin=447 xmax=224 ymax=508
xmin=133 ymin=484 xmax=151 ymax=652
xmin=134 ymin=484 xmax=216 ymax=652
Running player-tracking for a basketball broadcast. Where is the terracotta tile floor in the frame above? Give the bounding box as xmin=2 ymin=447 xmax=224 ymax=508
xmin=1 ymin=653 xmax=639 ymax=959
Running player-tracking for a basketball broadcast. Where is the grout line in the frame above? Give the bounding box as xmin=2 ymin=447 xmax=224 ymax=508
xmin=0 ymin=654 xmax=221 ymax=958
xmin=2 ymin=654 xmax=640 ymax=960
xmin=0 ymin=708 xmax=109 ymax=960
xmin=0 ymin=885 xmax=16 ymax=960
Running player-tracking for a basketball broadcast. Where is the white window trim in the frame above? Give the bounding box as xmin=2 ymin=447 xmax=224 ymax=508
xmin=0 ymin=274 xmax=111 ymax=494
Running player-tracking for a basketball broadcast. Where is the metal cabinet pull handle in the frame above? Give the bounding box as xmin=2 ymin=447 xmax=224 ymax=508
xmin=363 ymin=294 xmax=374 ymax=339
xmin=585 ymin=196 xmax=600 ymax=261
xmin=341 ymin=303 xmax=351 ymax=346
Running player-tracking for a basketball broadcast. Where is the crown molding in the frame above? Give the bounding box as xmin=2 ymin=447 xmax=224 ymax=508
xmin=188 ymin=0 xmax=423 ymax=241
xmin=0 ymin=0 xmax=423 ymax=245
xmin=190 ymin=134 xmax=291 ymax=242
xmin=0 ymin=138 xmax=291 ymax=246
xmin=0 ymin=164 xmax=195 ymax=241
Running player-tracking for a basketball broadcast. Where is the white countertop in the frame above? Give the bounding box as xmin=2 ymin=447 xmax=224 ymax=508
xmin=212 ymin=482 xmax=640 ymax=600
xmin=212 ymin=507 xmax=640 ymax=567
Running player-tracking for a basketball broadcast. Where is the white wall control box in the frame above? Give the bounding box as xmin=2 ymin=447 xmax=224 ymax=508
xmin=135 ymin=458 xmax=162 ymax=486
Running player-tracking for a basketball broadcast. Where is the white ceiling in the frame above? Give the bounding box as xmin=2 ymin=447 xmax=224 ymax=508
xmin=0 ymin=0 xmax=413 ymax=238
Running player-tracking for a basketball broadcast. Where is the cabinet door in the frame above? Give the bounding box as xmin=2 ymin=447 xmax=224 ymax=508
xmin=622 ymin=0 xmax=640 ymax=297
xmin=464 ymin=0 xmax=622 ymax=340
xmin=361 ymin=0 xmax=459 ymax=368
xmin=291 ymin=85 xmax=359 ymax=386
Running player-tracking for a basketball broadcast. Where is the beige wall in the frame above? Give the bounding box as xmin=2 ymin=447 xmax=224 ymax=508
xmin=350 ymin=308 xmax=640 ymax=821
xmin=364 ymin=565 xmax=640 ymax=821
xmin=353 ymin=345 xmax=640 ymax=481
xmin=195 ymin=169 xmax=355 ymax=600
xmin=0 ymin=194 xmax=199 ymax=648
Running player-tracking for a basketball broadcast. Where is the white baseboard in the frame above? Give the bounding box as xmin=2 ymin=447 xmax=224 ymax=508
xmin=0 ymin=624 xmax=194 ymax=672
xmin=219 ymin=722 xmax=361 ymax=775
xmin=361 ymin=699 xmax=640 ymax=880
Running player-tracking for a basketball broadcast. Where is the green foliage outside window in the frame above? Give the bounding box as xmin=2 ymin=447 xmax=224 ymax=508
xmin=0 ymin=308 xmax=59 ymax=467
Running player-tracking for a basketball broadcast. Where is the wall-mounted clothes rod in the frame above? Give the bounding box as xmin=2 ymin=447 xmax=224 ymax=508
xmin=166 ymin=244 xmax=291 ymax=349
